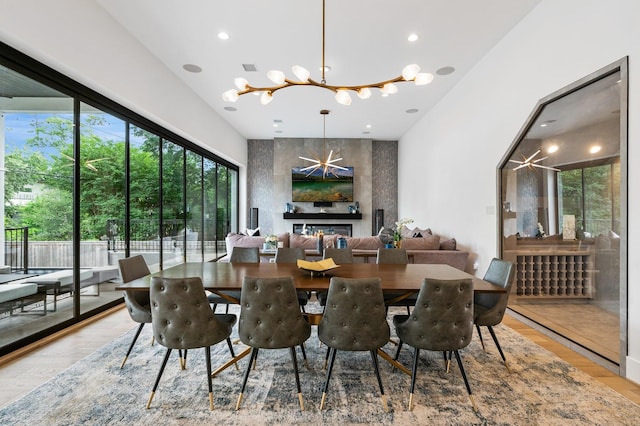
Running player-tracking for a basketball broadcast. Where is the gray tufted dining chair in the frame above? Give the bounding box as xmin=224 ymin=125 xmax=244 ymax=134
xmin=376 ymin=247 xmax=409 ymax=264
xmin=118 ymin=255 xmax=152 ymax=368
xmin=317 ymin=248 xmax=354 ymax=307
xmin=323 ymin=247 xmax=354 ymax=264
xmin=376 ymin=248 xmax=414 ymax=313
xmin=318 ymin=277 xmax=391 ymax=412
xmin=393 ymin=278 xmax=476 ymax=411
xmin=235 ymin=276 xmax=311 ymax=411
xmin=474 ymin=258 xmax=515 ymax=372
xmin=146 ymin=276 xmax=237 ymax=411
xmin=273 ymin=247 xmax=310 ymax=311
xmin=207 ymin=246 xmax=260 ymax=313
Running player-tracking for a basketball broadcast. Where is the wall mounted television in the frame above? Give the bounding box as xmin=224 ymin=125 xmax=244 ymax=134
xmin=291 ymin=166 xmax=354 ymax=202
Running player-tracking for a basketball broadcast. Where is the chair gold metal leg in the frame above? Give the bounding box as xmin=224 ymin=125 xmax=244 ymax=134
xmin=146 ymin=392 xmax=155 ymax=409
xmin=298 ymin=393 xmax=305 ymax=411
xmin=381 ymin=394 xmax=389 ymax=413
xmin=504 ymin=359 xmax=512 ymax=374
xmin=470 ymin=394 xmax=478 ymax=412
xmin=408 ymin=392 xmax=414 ymax=411
xmin=120 ymin=356 xmax=128 ymax=369
xmin=320 ymin=392 xmax=327 ymax=410
xmin=235 ymin=393 xmax=243 ymax=411
xmin=151 ymin=336 xmax=155 ymax=346
xmin=377 ymin=348 xmax=411 ymax=376
xmin=211 ymin=347 xmax=251 ymax=378
xmin=209 ymin=392 xmax=214 ymax=411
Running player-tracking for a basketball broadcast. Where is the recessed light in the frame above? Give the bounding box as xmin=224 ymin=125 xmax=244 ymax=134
xmin=224 ymin=106 xmax=237 ymax=112
xmin=547 ymin=145 xmax=559 ymax=153
xmin=366 ymin=124 xmax=372 ymax=128
xmin=381 ymin=93 xmax=389 ymax=97
xmin=408 ymin=33 xmax=419 ymax=42
xmin=183 ymin=64 xmax=202 ymax=73
xmin=218 ymin=32 xmax=229 ymax=40
xmin=436 ymin=66 xmax=455 ymax=76
xmin=406 ymin=108 xmax=419 ymax=114
xmin=589 ymin=145 xmax=602 ymax=154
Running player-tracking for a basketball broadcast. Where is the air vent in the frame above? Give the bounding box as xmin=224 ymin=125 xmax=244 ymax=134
xmin=242 ymin=64 xmax=258 ymax=72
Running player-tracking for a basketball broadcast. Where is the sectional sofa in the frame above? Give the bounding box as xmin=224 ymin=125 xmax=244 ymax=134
xmin=220 ymin=231 xmax=469 ymax=271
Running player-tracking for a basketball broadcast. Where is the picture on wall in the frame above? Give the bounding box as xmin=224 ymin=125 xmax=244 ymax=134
xmin=291 ymin=166 xmax=354 ymax=202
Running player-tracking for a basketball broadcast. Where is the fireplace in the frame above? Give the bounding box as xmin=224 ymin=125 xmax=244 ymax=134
xmin=292 ymin=223 xmax=352 ymax=236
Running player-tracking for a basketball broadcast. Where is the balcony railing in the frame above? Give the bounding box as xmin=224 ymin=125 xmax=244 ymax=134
xmin=4 ymin=227 xmax=29 ymax=273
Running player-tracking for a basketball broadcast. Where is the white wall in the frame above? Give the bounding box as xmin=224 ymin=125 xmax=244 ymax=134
xmin=399 ymin=0 xmax=639 ymax=382
xmin=0 ymin=0 xmax=249 ymax=228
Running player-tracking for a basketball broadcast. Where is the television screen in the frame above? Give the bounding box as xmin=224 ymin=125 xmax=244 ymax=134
xmin=291 ymin=166 xmax=354 ymax=202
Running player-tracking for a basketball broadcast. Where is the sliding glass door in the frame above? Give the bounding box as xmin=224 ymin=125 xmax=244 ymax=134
xmin=0 ymin=43 xmax=239 ymax=356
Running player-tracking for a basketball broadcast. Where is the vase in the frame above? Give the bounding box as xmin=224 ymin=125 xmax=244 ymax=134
xmin=394 ymin=239 xmax=402 ymax=249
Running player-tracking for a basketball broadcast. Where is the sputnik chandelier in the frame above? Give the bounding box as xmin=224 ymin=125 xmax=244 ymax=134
xmin=222 ymin=0 xmax=434 ymax=106
xmin=510 ymin=150 xmax=560 ymax=172
xmin=298 ymin=109 xmax=347 ymax=178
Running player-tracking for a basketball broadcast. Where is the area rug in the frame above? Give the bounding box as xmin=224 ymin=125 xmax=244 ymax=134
xmin=1 ymin=305 xmax=639 ymax=425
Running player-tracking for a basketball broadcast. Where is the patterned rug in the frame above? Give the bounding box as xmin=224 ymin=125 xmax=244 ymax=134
xmin=1 ymin=305 xmax=639 ymax=425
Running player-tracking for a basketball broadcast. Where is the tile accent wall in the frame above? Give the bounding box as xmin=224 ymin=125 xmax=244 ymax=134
xmin=247 ymin=138 xmax=397 ymax=237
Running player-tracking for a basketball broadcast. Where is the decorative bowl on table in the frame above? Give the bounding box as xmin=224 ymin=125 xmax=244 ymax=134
xmin=296 ymin=258 xmax=340 ymax=276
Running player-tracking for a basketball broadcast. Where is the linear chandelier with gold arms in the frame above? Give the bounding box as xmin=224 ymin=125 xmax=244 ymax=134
xmin=222 ymin=0 xmax=434 ymax=106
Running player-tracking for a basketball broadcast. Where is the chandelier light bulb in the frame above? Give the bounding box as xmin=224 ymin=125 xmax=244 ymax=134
xmin=335 ymin=90 xmax=352 ymax=106
xmin=357 ymin=87 xmax=372 ymax=99
xmin=260 ymin=91 xmax=274 ymax=105
xmin=381 ymin=83 xmax=398 ymax=95
xmin=234 ymin=78 xmax=249 ymax=90
xmin=292 ymin=65 xmax=311 ymax=82
xmin=222 ymin=89 xmax=239 ymax=102
xmin=402 ymin=64 xmax=420 ymax=81
xmin=414 ymin=72 xmax=434 ymax=85
xmin=267 ymin=70 xmax=286 ymax=85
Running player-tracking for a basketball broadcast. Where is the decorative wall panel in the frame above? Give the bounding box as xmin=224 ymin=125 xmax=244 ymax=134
xmin=247 ymin=138 xmax=398 ymax=237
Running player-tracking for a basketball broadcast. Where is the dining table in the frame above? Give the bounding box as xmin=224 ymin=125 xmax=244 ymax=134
xmin=116 ymin=261 xmax=505 ymax=376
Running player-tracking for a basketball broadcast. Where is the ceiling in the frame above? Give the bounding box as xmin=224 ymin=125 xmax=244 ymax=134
xmin=96 ymin=0 xmax=540 ymax=140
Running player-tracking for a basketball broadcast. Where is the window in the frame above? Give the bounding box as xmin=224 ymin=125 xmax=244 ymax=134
xmin=558 ymin=161 xmax=620 ymax=238
xmin=0 ymin=42 xmax=239 ymax=355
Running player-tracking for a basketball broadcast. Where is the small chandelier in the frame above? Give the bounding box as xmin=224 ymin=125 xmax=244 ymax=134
xmin=298 ymin=109 xmax=347 ymax=178
xmin=222 ymin=0 xmax=434 ymax=106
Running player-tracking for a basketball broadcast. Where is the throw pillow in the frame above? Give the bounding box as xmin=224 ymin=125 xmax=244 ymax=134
xmin=401 ymin=235 xmax=440 ymax=250
xmin=246 ymin=227 xmax=260 ymax=236
xmin=439 ymin=237 xmax=457 ymax=250
xmin=400 ymin=225 xmax=415 ymax=239
xmin=377 ymin=226 xmax=395 ymax=244
xmin=347 ymin=235 xmax=385 ymax=250
xmin=413 ymin=227 xmax=432 ymax=237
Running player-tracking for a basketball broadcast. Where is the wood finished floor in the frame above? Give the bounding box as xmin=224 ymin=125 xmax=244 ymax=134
xmin=0 ymin=305 xmax=639 ymax=409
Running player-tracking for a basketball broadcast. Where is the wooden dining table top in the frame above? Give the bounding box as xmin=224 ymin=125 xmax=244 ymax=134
xmin=116 ymin=262 xmax=505 ymax=294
